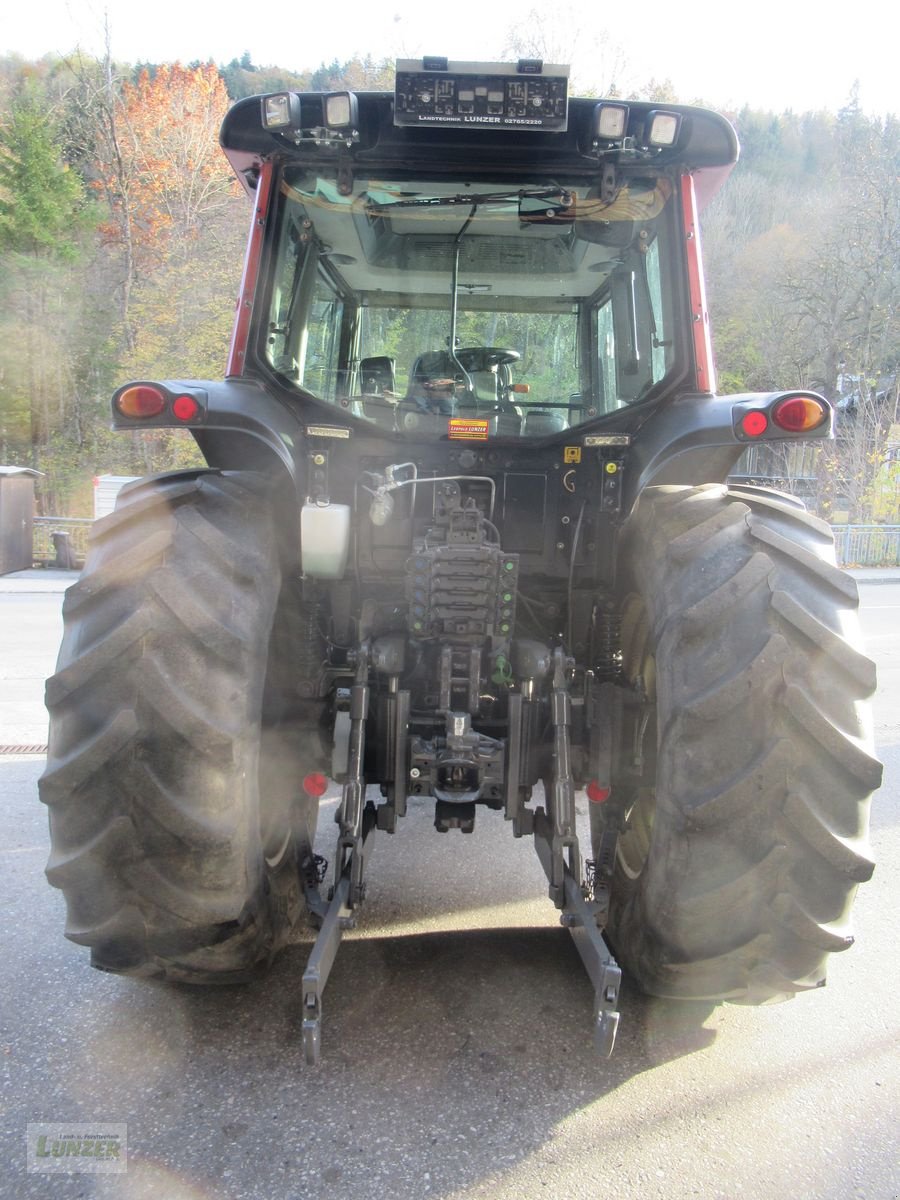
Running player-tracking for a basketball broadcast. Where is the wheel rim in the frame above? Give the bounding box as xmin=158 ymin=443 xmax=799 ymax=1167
xmin=616 ymin=594 xmax=657 ymax=881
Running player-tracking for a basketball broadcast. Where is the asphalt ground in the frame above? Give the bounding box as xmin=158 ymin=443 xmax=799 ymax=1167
xmin=1 ymin=575 xmax=898 ymax=1200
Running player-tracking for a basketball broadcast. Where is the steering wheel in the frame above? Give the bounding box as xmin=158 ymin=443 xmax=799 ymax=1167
xmin=454 ymin=347 xmax=520 ymax=371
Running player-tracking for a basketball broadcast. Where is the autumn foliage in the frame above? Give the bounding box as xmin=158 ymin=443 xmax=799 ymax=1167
xmin=95 ymin=62 xmax=236 ymax=265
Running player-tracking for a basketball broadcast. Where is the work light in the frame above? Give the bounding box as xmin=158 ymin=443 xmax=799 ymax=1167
xmin=647 ymin=110 xmax=682 ymax=147
xmin=262 ymin=93 xmax=301 ymax=130
xmin=594 ymin=103 xmax=629 ymax=140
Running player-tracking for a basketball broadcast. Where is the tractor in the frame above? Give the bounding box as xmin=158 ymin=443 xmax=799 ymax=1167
xmin=40 ymin=60 xmax=881 ymax=1061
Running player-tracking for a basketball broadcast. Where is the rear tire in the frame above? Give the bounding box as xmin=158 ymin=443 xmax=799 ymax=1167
xmin=604 ymin=484 xmax=881 ymax=1003
xmin=40 ymin=470 xmax=318 ymax=982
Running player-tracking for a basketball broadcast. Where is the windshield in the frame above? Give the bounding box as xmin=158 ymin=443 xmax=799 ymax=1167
xmin=262 ymin=167 xmax=683 ymax=438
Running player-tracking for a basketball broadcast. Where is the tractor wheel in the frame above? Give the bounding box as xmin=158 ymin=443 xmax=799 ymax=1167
xmin=39 ymin=470 xmax=320 ymax=983
xmin=603 ymin=483 xmax=881 ymax=1003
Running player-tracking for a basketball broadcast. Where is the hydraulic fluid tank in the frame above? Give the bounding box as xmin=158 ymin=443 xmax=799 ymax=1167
xmin=300 ymin=502 xmax=350 ymax=578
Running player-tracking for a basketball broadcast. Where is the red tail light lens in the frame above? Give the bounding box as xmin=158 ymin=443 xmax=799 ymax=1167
xmin=302 ymin=772 xmax=329 ymax=798
xmin=771 ymin=394 xmax=828 ymax=433
xmin=586 ymin=780 xmax=611 ymax=804
xmin=740 ymin=411 xmax=769 ymax=437
xmin=115 ymin=385 xmax=166 ymax=418
xmin=172 ymin=394 xmax=200 ymax=421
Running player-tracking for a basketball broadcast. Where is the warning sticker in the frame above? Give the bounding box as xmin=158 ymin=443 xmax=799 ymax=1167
xmin=564 ymin=446 xmax=582 ymax=463
xmin=448 ymin=418 xmax=489 ymax=441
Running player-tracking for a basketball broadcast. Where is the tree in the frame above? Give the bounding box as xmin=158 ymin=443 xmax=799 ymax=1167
xmin=778 ymin=116 xmax=900 ymax=518
xmin=0 ymin=86 xmax=85 ymax=255
xmin=220 ymin=58 xmax=312 ymax=100
xmin=309 ymin=55 xmax=394 ymax=92
xmin=703 ymin=105 xmax=899 ymax=520
xmin=89 ymin=61 xmax=244 ymax=389
xmin=0 ymin=56 xmax=242 ymax=507
xmin=0 ymin=84 xmax=94 ymax=495
xmin=503 ymin=5 xmax=628 ymax=97
xmin=95 ymin=63 xmax=235 ymax=263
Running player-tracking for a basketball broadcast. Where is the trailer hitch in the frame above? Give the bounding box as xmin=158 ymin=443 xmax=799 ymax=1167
xmin=298 ymin=639 xmax=620 ymax=1062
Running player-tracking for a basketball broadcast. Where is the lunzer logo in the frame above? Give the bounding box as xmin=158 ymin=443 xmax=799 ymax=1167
xmin=27 ymin=1123 xmax=127 ymax=1174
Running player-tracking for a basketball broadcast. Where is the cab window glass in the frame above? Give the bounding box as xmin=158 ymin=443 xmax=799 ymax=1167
xmin=304 ymin=274 xmax=344 ymax=401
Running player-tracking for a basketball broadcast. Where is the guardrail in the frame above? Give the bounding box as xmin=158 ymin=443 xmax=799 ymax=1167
xmin=831 ymin=525 xmax=900 ymax=568
xmin=33 ymin=517 xmax=93 ymax=567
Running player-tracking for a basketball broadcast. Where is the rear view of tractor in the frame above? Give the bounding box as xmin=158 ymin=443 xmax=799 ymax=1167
xmin=40 ymin=60 xmax=882 ymax=1060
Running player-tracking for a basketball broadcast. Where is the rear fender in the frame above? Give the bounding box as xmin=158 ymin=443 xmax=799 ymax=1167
xmin=111 ymin=377 xmax=305 ymax=490
xmin=623 ymin=390 xmax=833 ymax=514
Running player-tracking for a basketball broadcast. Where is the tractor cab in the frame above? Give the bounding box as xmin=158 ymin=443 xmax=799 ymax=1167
xmin=220 ymin=59 xmax=739 ymax=448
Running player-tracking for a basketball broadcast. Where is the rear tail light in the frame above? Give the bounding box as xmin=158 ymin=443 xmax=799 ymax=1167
xmin=115 ymin=385 xmax=167 ymax=418
xmin=172 ymin=395 xmax=200 ymax=421
xmin=113 ymin=383 xmax=206 ymax=424
xmin=771 ymin=394 xmax=828 ymax=433
xmin=733 ymin=391 xmax=831 ymax=441
xmin=740 ymin=410 xmax=769 ymax=437
xmin=587 ymin=780 xmax=611 ymax=804
xmin=302 ymin=773 xmax=329 ymax=798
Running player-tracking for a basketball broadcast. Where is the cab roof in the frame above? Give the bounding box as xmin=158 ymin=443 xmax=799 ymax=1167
xmin=220 ymin=88 xmax=739 ymax=210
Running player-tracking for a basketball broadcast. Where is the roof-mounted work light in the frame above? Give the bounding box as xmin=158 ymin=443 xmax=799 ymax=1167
xmin=324 ymin=91 xmax=359 ymax=130
xmin=647 ymin=110 xmax=682 ymax=147
xmin=262 ymin=93 xmax=302 ymax=131
xmin=593 ymin=102 xmax=629 ymax=140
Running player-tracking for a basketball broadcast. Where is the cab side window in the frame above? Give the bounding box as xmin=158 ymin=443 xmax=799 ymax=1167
xmin=595 ymin=298 xmax=617 ymax=412
xmin=303 ymin=273 xmax=344 ymax=402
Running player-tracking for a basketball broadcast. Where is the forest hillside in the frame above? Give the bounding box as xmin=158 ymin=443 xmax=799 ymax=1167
xmin=0 ymin=53 xmax=896 ymax=520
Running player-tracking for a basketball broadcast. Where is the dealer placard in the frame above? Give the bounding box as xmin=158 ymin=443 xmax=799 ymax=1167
xmin=448 ymin=418 xmax=490 ymax=441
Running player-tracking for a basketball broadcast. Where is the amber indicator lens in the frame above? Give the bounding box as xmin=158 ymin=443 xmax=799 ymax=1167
xmin=772 ymin=395 xmax=827 ymax=433
xmin=740 ymin=410 xmax=769 ymax=437
xmin=115 ymin=385 xmax=166 ymax=418
xmin=172 ymin=395 xmax=200 ymax=421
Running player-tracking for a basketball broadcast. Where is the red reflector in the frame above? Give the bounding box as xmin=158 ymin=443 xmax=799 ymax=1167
xmin=771 ymin=395 xmax=827 ymax=433
xmin=741 ymin=410 xmax=769 ymax=438
xmin=302 ymin=772 xmax=328 ymax=798
xmin=587 ymin=780 xmax=611 ymax=804
xmin=172 ymin=394 xmax=200 ymax=421
xmin=116 ymin=385 xmax=167 ymax=419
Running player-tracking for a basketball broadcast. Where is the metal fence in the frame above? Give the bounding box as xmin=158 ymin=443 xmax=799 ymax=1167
xmin=832 ymin=525 xmax=900 ymax=567
xmin=32 ymin=517 xmax=93 ymax=567
xmin=29 ymin=516 xmax=900 ymax=570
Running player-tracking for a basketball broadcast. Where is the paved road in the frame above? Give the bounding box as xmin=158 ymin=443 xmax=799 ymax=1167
xmin=1 ymin=577 xmax=898 ymax=1199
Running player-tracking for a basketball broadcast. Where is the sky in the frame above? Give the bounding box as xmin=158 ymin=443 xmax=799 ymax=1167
xmin=2 ymin=0 xmax=896 ymax=117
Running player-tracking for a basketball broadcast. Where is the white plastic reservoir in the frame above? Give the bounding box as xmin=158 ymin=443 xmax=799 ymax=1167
xmin=300 ymin=502 xmax=351 ymax=579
